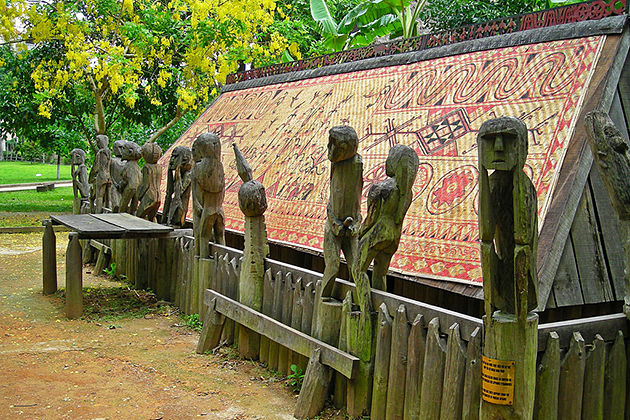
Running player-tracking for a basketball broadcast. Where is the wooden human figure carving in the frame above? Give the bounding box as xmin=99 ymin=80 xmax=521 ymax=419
xmin=89 ymin=134 xmax=111 ymax=213
xmin=478 ymin=116 xmax=538 ymax=318
xmin=118 ymin=141 xmax=142 ymax=214
xmin=70 ymin=148 xmax=90 ymax=214
xmin=585 ymin=110 xmax=630 ymax=318
xmin=136 ymin=142 xmax=163 ymax=221
xmin=192 ymin=133 xmax=225 ymax=258
xmin=163 ymin=146 xmax=193 ymax=227
xmin=355 ymin=145 xmax=419 ymax=295
xmin=321 ymin=126 xmax=363 ymax=298
xmin=234 ymin=143 xmax=268 ymax=357
xmin=109 ymin=140 xmax=127 ymax=212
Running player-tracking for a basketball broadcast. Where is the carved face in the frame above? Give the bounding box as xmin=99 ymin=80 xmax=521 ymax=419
xmin=328 ymin=126 xmax=358 ymax=163
xmin=70 ymin=149 xmax=85 ymax=165
xmin=122 ymin=141 xmax=142 ymax=161
xmin=169 ymin=146 xmax=193 ymax=171
xmin=112 ymin=140 xmax=127 ymax=158
xmin=478 ymin=117 xmax=527 ymax=172
xmin=193 ymin=133 xmax=221 ymax=160
xmin=96 ymin=135 xmax=109 ymax=150
xmin=141 ymin=142 xmax=162 ymax=164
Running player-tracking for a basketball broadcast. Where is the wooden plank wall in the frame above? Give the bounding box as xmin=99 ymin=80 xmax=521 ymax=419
xmin=548 ymin=162 xmax=626 ymax=311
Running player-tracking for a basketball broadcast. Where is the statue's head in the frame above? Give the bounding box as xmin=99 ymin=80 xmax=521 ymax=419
xmin=141 ymin=142 xmax=162 ymax=164
xmin=112 ymin=140 xmax=127 ymax=158
xmin=96 ymin=134 xmax=109 ymax=150
xmin=70 ymin=148 xmax=85 ymax=165
xmin=169 ymin=146 xmax=193 ymax=172
xmin=122 ymin=141 xmax=142 ymax=161
xmin=478 ymin=117 xmax=528 ymax=172
xmin=328 ymin=126 xmax=358 ymax=163
xmin=192 ymin=133 xmax=221 ymax=161
xmin=385 ymin=144 xmax=419 ymax=192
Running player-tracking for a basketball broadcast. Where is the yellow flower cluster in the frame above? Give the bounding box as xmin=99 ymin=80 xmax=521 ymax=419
xmin=5 ymin=0 xmax=291 ymax=124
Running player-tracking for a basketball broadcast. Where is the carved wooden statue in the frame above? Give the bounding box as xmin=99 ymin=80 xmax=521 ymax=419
xmin=89 ymin=134 xmax=111 ymax=213
xmin=478 ymin=117 xmax=539 ymax=420
xmin=355 ymin=144 xmax=419 ymax=293
xmin=321 ymin=125 xmax=363 ymax=298
xmin=192 ymin=133 xmax=225 ymax=258
xmin=136 ymin=142 xmax=163 ymax=221
xmin=234 ymin=142 xmax=269 ymax=358
xmin=163 ymin=146 xmax=194 ymax=227
xmin=118 ymin=141 xmax=142 ymax=214
xmin=70 ymin=148 xmax=90 ymax=214
xmin=478 ymin=116 xmax=538 ymax=317
xmin=109 ymin=140 xmax=127 ymax=212
xmin=585 ymin=110 xmax=630 ymax=318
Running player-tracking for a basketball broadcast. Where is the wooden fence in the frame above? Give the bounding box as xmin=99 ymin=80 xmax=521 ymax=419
xmin=87 ymin=235 xmax=629 ymax=419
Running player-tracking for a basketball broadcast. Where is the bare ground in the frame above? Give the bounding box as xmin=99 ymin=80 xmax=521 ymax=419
xmin=0 ymin=231 xmax=345 ymax=420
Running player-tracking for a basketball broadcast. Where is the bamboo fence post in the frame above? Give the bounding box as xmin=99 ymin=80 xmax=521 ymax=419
xmin=604 ymin=331 xmax=626 ymax=420
xmin=440 ymin=323 xmax=466 ymax=420
xmin=419 ymin=317 xmax=446 ymax=419
xmin=371 ymin=302 xmax=393 ymax=420
xmin=533 ymin=332 xmax=560 ymax=420
xmin=582 ymin=335 xmax=606 ymax=420
xmin=404 ymin=314 xmax=426 ymax=420
xmin=259 ymin=268 xmax=274 ymax=365
xmin=558 ymin=332 xmax=586 ymax=420
xmin=461 ymin=327 xmax=482 ymax=420
xmin=386 ymin=304 xmax=410 ymax=420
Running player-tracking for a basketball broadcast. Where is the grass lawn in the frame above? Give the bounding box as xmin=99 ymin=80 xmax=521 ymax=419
xmin=0 ymin=187 xmax=73 ymax=213
xmin=0 ymin=161 xmax=72 ymax=185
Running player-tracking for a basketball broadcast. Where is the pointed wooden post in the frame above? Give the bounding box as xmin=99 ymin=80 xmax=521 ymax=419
xmin=42 ymin=220 xmax=57 ymax=295
xmin=65 ymin=232 xmax=83 ymax=319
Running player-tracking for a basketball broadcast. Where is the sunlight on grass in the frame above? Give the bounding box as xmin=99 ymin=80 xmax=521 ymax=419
xmin=0 ymin=161 xmax=72 ymax=185
xmin=0 ymin=187 xmax=74 ymax=212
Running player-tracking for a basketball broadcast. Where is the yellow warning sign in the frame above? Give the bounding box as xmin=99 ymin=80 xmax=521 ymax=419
xmin=481 ymin=355 xmax=515 ymax=405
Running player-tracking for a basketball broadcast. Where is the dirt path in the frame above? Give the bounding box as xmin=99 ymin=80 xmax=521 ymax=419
xmin=0 ymin=232 xmax=327 ymax=420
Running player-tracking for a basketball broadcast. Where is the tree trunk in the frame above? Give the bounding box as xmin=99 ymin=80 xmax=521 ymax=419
xmin=57 ymin=153 xmax=61 ymax=180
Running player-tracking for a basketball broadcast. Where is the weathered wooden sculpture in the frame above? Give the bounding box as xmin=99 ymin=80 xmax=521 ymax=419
xmin=356 ymin=144 xmax=419 ymax=292
xmin=192 ymin=133 xmax=225 ymax=259
xmin=585 ymin=110 xmax=630 ymax=319
xmin=234 ymin=143 xmax=269 ymax=358
xmin=70 ymin=148 xmax=90 ymax=214
xmin=118 ymin=141 xmax=142 ymax=214
xmin=136 ymin=142 xmax=163 ymax=221
xmin=321 ymin=125 xmax=363 ymax=298
xmin=109 ymin=140 xmax=127 ymax=212
xmin=89 ymin=134 xmax=111 ymax=213
xmin=163 ymin=146 xmax=193 ymax=227
xmin=478 ymin=117 xmax=538 ymax=420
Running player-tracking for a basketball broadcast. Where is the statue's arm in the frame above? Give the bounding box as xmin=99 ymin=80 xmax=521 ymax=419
xmin=349 ymin=157 xmax=364 ymax=235
xmin=359 ymin=187 xmax=380 ymax=239
xmin=478 ymin=167 xmax=494 ymax=242
xmin=78 ymin=167 xmax=90 ymax=198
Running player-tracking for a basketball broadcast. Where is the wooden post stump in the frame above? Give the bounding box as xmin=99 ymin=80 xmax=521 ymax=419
xmin=191 ymin=255 xmax=200 ymax=314
xmin=313 ymin=297 xmax=342 ymax=346
xmin=480 ymin=312 xmax=538 ymax=420
xmin=199 ymin=257 xmax=215 ymax=320
xmin=294 ymin=347 xmax=332 ymax=419
xmin=65 ymin=232 xmax=83 ymax=319
xmin=42 ymin=220 xmax=57 ymax=295
xmin=196 ymin=298 xmax=225 ymax=354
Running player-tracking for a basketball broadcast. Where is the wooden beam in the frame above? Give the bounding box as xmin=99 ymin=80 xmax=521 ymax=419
xmin=537 ymin=313 xmax=628 ymax=351
xmin=88 ymin=239 xmax=111 ymax=255
xmin=204 ymin=289 xmax=359 ymax=379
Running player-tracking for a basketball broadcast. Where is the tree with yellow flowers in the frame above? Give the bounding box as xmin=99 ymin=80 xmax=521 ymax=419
xmin=0 ymin=0 xmax=290 ymax=149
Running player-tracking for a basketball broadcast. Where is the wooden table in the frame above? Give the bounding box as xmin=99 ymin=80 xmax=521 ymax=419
xmin=42 ymin=213 xmax=174 ymax=319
